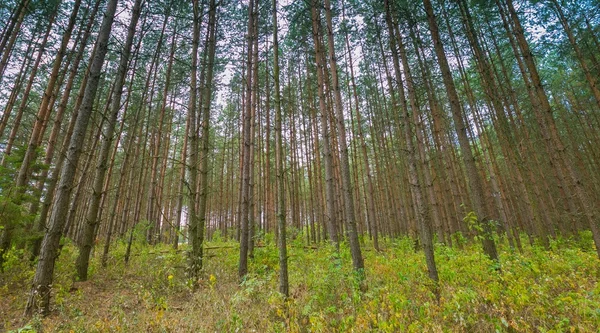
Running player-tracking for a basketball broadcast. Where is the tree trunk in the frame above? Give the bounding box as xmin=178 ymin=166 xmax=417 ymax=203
xmin=15 ymin=0 xmax=82 ymax=191
xmin=322 ymin=0 xmax=364 ymax=275
xmin=385 ymin=0 xmax=439 ymax=287
xmin=197 ymin=0 xmax=218 ymax=272
xmin=423 ymin=0 xmax=499 ymax=264
xmin=188 ymin=0 xmax=203 ymax=281
xmin=239 ymin=0 xmax=257 ymax=279
xmin=310 ymin=0 xmax=338 ymax=249
xmin=25 ymin=0 xmax=119 ymax=316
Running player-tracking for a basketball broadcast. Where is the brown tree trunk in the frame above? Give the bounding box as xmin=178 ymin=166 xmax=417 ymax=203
xmin=25 ymin=0 xmax=119 ymax=316
xmin=273 ymin=0 xmax=288 ymax=296
xmin=323 ymin=0 xmax=366 ymax=273
xmin=15 ymin=0 xmax=82 ymax=191
xmin=311 ymin=0 xmax=339 ymax=249
xmin=197 ymin=0 xmax=218 ymax=271
xmin=549 ymin=0 xmax=600 ymax=110
xmin=0 ymin=0 xmax=29 ymax=83
xmin=385 ymin=0 xmax=439 ymax=286
xmin=1 ymin=10 xmax=56 ymax=167
xmin=239 ymin=0 xmax=256 ymax=279
xmin=501 ymin=0 xmax=600 ymax=256
xmin=146 ymin=11 xmax=171 ymax=244
xmin=188 ymin=0 xmax=203 ymax=281
xmin=423 ymin=0 xmax=499 ymax=263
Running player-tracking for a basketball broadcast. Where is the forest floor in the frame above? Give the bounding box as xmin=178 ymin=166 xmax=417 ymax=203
xmin=2 ymin=232 xmax=600 ymax=332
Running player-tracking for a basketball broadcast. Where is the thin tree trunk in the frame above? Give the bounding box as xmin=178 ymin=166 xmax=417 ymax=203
xmin=15 ymin=0 xmax=82 ymax=191
xmin=188 ymin=0 xmax=202 ymax=281
xmin=385 ymin=0 xmax=439 ymax=287
xmin=322 ymin=0 xmax=364 ymax=274
xmin=0 ymin=0 xmax=29 ymax=83
xmin=197 ymin=0 xmax=218 ymax=272
xmin=423 ymin=0 xmax=499 ymax=264
xmin=310 ymin=0 xmax=338 ymax=248
xmin=239 ymin=0 xmax=256 ymax=279
xmin=1 ymin=10 xmax=56 ymax=167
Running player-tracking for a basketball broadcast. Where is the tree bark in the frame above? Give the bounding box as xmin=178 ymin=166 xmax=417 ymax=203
xmin=423 ymin=0 xmax=499 ymax=263
xmin=322 ymin=0 xmax=364 ymax=274
xmin=25 ymin=0 xmax=119 ymax=316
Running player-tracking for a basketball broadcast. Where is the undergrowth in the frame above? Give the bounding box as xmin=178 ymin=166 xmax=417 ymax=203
xmin=1 ymin=232 xmax=599 ymax=332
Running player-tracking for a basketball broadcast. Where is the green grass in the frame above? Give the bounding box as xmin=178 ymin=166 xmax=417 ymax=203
xmin=1 ymin=233 xmax=600 ymax=332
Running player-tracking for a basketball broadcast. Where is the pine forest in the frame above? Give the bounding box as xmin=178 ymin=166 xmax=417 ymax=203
xmin=1 ymin=0 xmax=600 ymax=331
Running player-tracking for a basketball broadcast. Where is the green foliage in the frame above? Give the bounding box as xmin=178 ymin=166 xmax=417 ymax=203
xmin=0 ymin=195 xmax=26 ymax=228
xmin=0 ymin=247 xmax=34 ymax=285
xmin=463 ymin=208 xmax=499 ymax=245
xmin=463 ymin=210 xmax=482 ymax=234
xmin=0 ymin=147 xmax=47 ymax=255
xmin=131 ymin=220 xmax=152 ymax=245
xmin=2 ymin=233 xmax=600 ymax=332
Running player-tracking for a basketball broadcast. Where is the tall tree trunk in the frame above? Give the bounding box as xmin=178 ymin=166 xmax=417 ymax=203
xmin=310 ymin=0 xmax=338 ymax=248
xmin=423 ymin=0 xmax=499 ymax=264
xmin=0 ymin=0 xmax=29 ymax=83
xmin=25 ymin=0 xmax=119 ymax=316
xmin=239 ymin=0 xmax=256 ymax=279
xmin=343 ymin=21 xmax=379 ymax=251
xmin=197 ymin=0 xmax=218 ymax=272
xmin=248 ymin=0 xmax=259 ymax=259
xmin=15 ymin=0 xmax=82 ymax=191
xmin=174 ymin=109 xmax=191 ymax=249
xmin=1 ymin=10 xmax=56 ymax=167
xmin=385 ymin=0 xmax=439 ymax=287
xmin=322 ymin=0 xmax=364 ymax=275
xmin=501 ymin=0 xmax=600 ymax=256
xmin=0 ymin=44 xmax=34 ymax=143
xmin=28 ymin=0 xmax=101 ymax=257
xmin=549 ymin=0 xmax=600 ymax=110
xmin=273 ymin=0 xmax=288 ymax=295
xmin=188 ymin=0 xmax=203 ymax=281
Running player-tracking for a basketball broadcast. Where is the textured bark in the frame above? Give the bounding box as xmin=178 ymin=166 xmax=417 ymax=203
xmin=385 ymin=0 xmax=438 ymax=285
xmin=29 ymin=1 xmax=102 ymax=257
xmin=197 ymin=0 xmax=218 ymax=272
xmin=322 ymin=0 xmax=364 ymax=274
xmin=101 ymin=20 xmax=146 ymax=266
xmin=188 ymin=0 xmax=202 ymax=281
xmin=64 ymin=86 xmax=112 ymax=241
xmin=423 ymin=0 xmax=499 ymax=263
xmin=248 ymin=0 xmax=259 ymax=259
xmin=74 ymin=0 xmax=142 ymax=279
xmin=239 ymin=0 xmax=256 ymax=279
xmin=310 ymin=0 xmax=338 ymax=248
xmin=25 ymin=0 xmax=118 ymax=316
xmin=15 ymin=0 xmax=82 ymax=191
